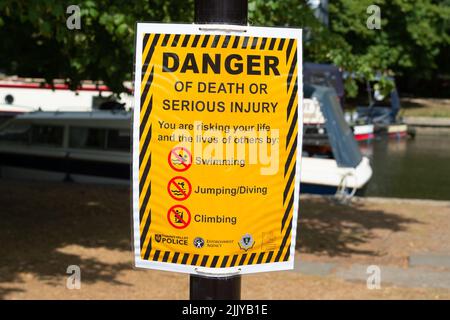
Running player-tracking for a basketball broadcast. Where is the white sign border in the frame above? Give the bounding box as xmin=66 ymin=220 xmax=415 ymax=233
xmin=132 ymin=22 xmax=303 ymax=276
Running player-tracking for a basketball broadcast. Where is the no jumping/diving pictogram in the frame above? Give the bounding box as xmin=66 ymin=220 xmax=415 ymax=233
xmin=167 ymin=176 xmax=192 ymax=201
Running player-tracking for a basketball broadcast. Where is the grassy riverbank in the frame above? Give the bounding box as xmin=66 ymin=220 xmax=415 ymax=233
xmin=401 ymin=98 xmax=450 ymax=118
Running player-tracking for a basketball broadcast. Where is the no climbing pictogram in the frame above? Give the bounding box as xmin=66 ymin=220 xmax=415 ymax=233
xmin=167 ymin=204 xmax=191 ymax=229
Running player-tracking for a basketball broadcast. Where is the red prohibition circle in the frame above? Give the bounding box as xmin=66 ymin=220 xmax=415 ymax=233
xmin=167 ymin=204 xmax=191 ymax=229
xmin=167 ymin=176 xmax=192 ymax=201
xmin=168 ymin=147 xmax=192 ymax=172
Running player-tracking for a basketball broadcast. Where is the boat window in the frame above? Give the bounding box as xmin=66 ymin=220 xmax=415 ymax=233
xmin=31 ymin=125 xmax=64 ymax=147
xmin=69 ymin=127 xmax=106 ymax=149
xmin=0 ymin=122 xmax=31 ymax=144
xmin=106 ymin=129 xmax=130 ymax=151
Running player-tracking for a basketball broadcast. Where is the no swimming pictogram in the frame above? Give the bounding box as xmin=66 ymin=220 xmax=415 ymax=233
xmin=168 ymin=147 xmax=192 ymax=172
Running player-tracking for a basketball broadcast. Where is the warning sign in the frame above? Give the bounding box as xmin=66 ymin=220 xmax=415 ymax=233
xmin=132 ymin=23 xmax=303 ymax=275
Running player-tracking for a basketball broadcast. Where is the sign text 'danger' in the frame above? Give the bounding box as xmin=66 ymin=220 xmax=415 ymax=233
xmin=163 ymin=53 xmax=281 ymax=76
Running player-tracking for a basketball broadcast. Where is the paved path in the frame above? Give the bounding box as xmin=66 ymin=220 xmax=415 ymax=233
xmin=2 ymin=181 xmax=449 ymax=299
xmin=293 ymin=254 xmax=450 ymax=289
xmin=404 ymin=116 xmax=450 ymax=127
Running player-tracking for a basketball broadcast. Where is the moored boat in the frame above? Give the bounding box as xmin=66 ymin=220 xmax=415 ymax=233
xmin=303 ymin=62 xmax=375 ymax=142
xmin=0 ymin=77 xmax=133 ymax=113
xmin=355 ymin=76 xmax=414 ymax=139
xmin=352 ymin=124 xmax=375 ymax=141
xmin=0 ymin=86 xmax=372 ymax=197
xmin=0 ymin=111 xmax=131 ymax=184
xmin=301 ymin=84 xmax=373 ymax=196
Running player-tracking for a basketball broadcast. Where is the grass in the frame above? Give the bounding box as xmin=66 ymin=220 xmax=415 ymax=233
xmin=400 ymin=98 xmax=450 ymax=118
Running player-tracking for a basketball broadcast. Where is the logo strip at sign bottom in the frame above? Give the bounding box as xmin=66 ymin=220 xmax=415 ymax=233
xmin=132 ymin=23 xmax=303 ymax=275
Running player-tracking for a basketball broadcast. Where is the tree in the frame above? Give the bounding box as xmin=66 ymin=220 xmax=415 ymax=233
xmin=249 ymin=0 xmax=450 ymax=97
xmin=0 ymin=0 xmax=194 ymax=93
xmin=328 ymin=0 xmax=450 ymax=96
xmin=0 ymin=0 xmax=448 ymax=97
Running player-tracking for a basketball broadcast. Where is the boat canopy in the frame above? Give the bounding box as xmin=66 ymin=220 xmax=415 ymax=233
xmin=304 ymin=84 xmax=362 ymax=168
xmin=304 ymin=63 xmax=345 ymax=99
xmin=356 ymin=77 xmax=401 ymax=124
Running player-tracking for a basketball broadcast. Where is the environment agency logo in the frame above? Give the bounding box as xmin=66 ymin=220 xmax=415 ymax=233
xmin=239 ymin=234 xmax=255 ymax=251
xmin=193 ymin=237 xmax=205 ymax=249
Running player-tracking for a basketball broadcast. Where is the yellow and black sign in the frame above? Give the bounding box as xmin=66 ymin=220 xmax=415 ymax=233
xmin=132 ymin=23 xmax=303 ymax=275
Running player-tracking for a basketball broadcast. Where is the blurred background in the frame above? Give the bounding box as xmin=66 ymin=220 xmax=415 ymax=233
xmin=0 ymin=0 xmax=449 ymax=299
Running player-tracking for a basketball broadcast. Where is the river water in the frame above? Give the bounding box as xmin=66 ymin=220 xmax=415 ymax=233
xmin=361 ymin=133 xmax=450 ymax=201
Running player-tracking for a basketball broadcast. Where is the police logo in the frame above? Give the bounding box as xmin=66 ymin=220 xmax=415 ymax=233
xmin=153 ymin=234 xmax=188 ymax=246
xmin=193 ymin=237 xmax=205 ymax=249
xmin=239 ymin=234 xmax=255 ymax=251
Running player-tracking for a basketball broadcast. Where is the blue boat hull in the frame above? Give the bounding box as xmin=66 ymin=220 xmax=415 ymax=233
xmin=300 ymin=183 xmax=338 ymax=195
xmin=300 ymin=183 xmax=367 ymax=196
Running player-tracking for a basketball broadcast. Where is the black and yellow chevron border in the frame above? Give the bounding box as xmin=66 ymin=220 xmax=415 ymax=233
xmin=139 ymin=33 xmax=158 ymax=261
xmin=138 ymin=34 xmax=299 ymax=267
xmin=280 ymin=38 xmax=298 ymax=263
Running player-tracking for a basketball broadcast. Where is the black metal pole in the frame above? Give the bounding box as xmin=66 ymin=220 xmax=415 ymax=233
xmin=190 ymin=275 xmax=241 ymax=300
xmin=195 ymin=0 xmax=248 ymax=25
xmin=190 ymin=0 xmax=247 ymax=301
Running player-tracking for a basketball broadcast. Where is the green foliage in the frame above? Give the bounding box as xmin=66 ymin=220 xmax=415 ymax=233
xmin=250 ymin=0 xmax=449 ymax=97
xmin=0 ymin=0 xmax=448 ymax=97
xmin=0 ymin=0 xmax=194 ymax=92
xmin=329 ymin=0 xmax=450 ymax=95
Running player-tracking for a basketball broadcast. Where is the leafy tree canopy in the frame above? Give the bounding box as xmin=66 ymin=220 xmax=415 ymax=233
xmin=0 ymin=0 xmax=448 ymax=97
